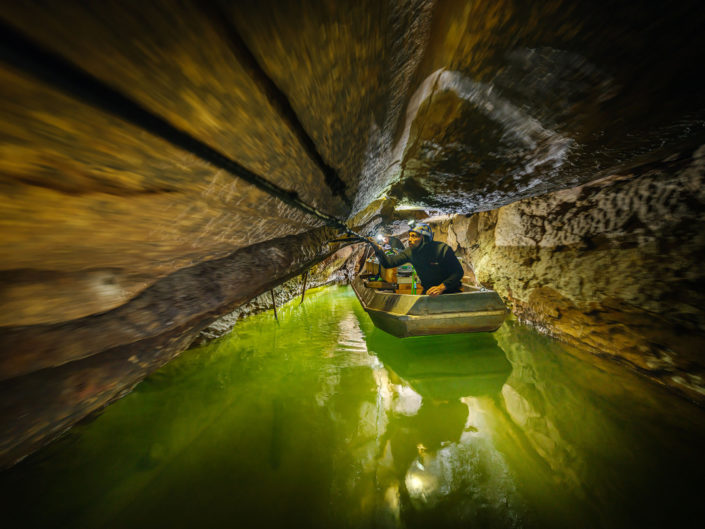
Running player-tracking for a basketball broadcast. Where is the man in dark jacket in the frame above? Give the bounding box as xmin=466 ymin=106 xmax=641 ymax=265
xmin=371 ymin=223 xmax=464 ymax=295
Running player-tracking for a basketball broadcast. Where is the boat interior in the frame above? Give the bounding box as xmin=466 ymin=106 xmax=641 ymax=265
xmin=358 ymin=273 xmax=484 ymax=295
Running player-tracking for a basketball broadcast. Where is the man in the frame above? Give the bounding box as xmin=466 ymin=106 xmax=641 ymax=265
xmin=371 ymin=223 xmax=464 ymax=295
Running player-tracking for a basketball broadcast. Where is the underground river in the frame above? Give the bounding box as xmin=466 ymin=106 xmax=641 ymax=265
xmin=2 ymin=285 xmax=704 ymax=529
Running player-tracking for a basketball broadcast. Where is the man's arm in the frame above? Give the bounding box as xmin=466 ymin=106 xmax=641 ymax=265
xmin=371 ymin=243 xmax=411 ymax=269
xmin=427 ymin=246 xmax=464 ymax=295
xmin=440 ymin=246 xmax=464 ymax=289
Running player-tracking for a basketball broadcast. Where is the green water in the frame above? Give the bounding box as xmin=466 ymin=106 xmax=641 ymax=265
xmin=2 ymin=285 xmax=704 ymax=529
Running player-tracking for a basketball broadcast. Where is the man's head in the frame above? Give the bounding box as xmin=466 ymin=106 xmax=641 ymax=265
xmin=408 ymin=223 xmax=433 ymax=248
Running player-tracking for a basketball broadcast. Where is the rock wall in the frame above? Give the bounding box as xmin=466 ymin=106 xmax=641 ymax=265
xmin=0 ymin=227 xmax=340 ymax=469
xmin=2 ymin=0 xmax=705 ymax=469
xmin=194 ymin=244 xmax=364 ymax=344
xmin=433 ymin=146 xmax=705 ymax=403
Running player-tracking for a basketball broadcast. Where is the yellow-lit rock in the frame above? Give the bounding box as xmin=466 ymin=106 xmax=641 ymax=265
xmin=432 ymin=147 xmax=705 ymax=402
xmin=1 ymin=0 xmax=705 ymax=467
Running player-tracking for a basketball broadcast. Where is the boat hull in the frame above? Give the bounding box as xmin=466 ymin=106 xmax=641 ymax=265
xmin=365 ymin=330 xmax=512 ymax=399
xmin=351 ymin=276 xmax=508 ymax=338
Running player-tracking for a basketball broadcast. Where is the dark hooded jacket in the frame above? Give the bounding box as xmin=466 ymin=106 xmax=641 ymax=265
xmin=373 ymin=239 xmax=464 ymax=293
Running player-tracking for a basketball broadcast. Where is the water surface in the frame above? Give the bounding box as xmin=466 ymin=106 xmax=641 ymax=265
xmin=2 ymin=285 xmax=704 ymax=528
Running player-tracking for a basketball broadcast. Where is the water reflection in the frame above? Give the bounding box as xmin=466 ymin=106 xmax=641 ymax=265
xmin=367 ymin=331 xmax=512 ymax=400
xmin=1 ymin=287 xmax=703 ymax=529
xmin=364 ymin=321 xmax=705 ymax=529
xmin=365 ymin=330 xmax=523 ymax=527
xmin=489 ymin=322 xmax=705 ymax=529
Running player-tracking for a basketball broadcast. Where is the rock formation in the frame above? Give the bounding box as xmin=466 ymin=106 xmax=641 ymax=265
xmin=1 ymin=0 xmax=705 ymax=466
xmin=431 ymin=146 xmax=705 ymax=402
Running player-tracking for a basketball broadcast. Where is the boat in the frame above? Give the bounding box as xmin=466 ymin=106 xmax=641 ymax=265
xmin=365 ymin=330 xmax=512 ymax=399
xmin=351 ymin=275 xmax=508 ymax=338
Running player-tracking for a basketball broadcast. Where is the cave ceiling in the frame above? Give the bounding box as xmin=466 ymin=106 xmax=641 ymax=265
xmin=1 ymin=0 xmax=705 ymax=321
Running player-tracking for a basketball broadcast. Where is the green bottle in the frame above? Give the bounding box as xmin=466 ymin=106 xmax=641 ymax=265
xmin=412 ymin=270 xmax=417 ymax=295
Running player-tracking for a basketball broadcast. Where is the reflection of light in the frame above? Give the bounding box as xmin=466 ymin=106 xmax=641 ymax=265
xmin=407 ymin=475 xmax=424 ymax=493
xmin=384 ymin=484 xmax=401 ymax=522
xmin=404 ymin=459 xmax=439 ymax=503
xmin=376 ymin=233 xmax=384 ymax=241
xmin=460 ymin=396 xmax=486 ymax=443
xmin=369 ymin=356 xmax=384 ymax=369
xmin=336 ymin=314 xmax=369 ymax=357
xmin=393 ymin=385 xmax=422 ymax=416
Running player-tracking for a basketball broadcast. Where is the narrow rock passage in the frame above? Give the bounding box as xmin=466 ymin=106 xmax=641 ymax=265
xmin=1 ymin=0 xmax=704 ymax=474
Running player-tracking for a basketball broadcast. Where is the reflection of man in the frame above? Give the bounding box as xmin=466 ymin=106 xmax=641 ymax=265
xmin=372 ymin=223 xmax=464 ymax=295
xmin=384 ymin=397 xmax=470 ymax=514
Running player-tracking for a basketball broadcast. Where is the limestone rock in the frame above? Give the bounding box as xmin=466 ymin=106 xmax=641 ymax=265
xmin=1 ymin=0 xmax=705 ymax=467
xmin=433 ymin=147 xmax=705 ymax=402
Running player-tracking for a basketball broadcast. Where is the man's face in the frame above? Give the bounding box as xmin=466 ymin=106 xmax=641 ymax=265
xmin=408 ymin=231 xmax=422 ymax=248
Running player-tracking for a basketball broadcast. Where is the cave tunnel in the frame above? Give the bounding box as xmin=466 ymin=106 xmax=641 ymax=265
xmin=1 ymin=1 xmax=705 ymax=527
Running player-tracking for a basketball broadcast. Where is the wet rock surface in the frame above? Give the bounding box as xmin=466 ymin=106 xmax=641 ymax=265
xmin=0 ymin=228 xmax=340 ymax=467
xmin=194 ymin=244 xmax=363 ymax=344
xmin=432 ymin=146 xmax=705 ymax=402
xmin=380 ymin=0 xmax=705 ymax=213
xmin=1 ymin=1 xmax=705 ymax=465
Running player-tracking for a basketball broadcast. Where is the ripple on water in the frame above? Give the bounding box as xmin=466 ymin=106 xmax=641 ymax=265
xmin=1 ymin=286 xmax=704 ymax=529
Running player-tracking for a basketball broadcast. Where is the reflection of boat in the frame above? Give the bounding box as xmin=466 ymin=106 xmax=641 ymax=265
xmin=351 ymin=275 xmax=507 ymax=338
xmin=366 ymin=329 xmax=512 ymax=400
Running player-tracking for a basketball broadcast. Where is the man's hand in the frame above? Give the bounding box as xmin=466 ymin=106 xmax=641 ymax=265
xmin=426 ymin=284 xmax=446 ymax=296
xmin=367 ymin=237 xmax=382 ymax=251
